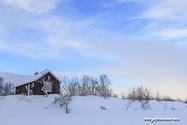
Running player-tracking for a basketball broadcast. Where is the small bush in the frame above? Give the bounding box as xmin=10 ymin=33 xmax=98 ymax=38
xmin=161 ymin=95 xmax=176 ymax=101
xmin=127 ymin=85 xmax=152 ymax=102
xmin=53 ymin=94 xmax=72 ymax=114
xmin=184 ymin=99 xmax=187 ymax=103
xmin=125 ymin=100 xmax=132 ymax=110
xmin=171 ymin=106 xmax=176 ymax=110
xmin=112 ymin=94 xmax=119 ymax=98
xmin=100 ymin=106 xmax=107 ymax=110
xmin=141 ymin=100 xmax=151 ymax=110
xmin=163 ymin=103 xmax=167 ymax=110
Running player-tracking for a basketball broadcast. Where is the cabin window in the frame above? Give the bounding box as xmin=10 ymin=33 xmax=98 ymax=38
xmin=29 ymin=90 xmax=33 ymax=95
xmin=31 ymin=83 xmax=34 ymax=88
xmin=44 ymin=82 xmax=52 ymax=92
xmin=48 ymin=76 xmax=50 ymax=80
xmin=25 ymin=85 xmax=27 ymax=90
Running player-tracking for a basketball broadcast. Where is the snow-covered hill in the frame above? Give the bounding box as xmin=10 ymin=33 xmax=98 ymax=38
xmin=0 ymin=71 xmax=30 ymax=85
xmin=0 ymin=95 xmax=186 ymax=125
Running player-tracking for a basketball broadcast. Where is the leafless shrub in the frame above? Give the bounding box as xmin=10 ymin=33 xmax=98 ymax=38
xmin=53 ymin=94 xmax=72 ymax=114
xmin=100 ymin=106 xmax=107 ymax=110
xmin=124 ymin=85 xmax=185 ymax=103
xmin=127 ymin=87 xmax=137 ymax=102
xmin=141 ymin=100 xmax=151 ymax=110
xmin=113 ymin=93 xmax=119 ymax=98
xmin=19 ymin=96 xmax=33 ymax=103
xmin=127 ymin=85 xmax=152 ymax=102
xmin=163 ymin=103 xmax=167 ymax=110
xmin=61 ymin=74 xmax=112 ymax=98
xmin=155 ymin=91 xmax=161 ymax=101
xmin=144 ymin=86 xmax=153 ymax=101
xmin=184 ymin=99 xmax=187 ymax=103
xmin=125 ymin=100 xmax=132 ymax=110
xmin=136 ymin=85 xmax=144 ymax=102
xmin=161 ymin=95 xmax=175 ymax=101
xmin=171 ymin=106 xmax=176 ymax=110
xmin=176 ymin=98 xmax=183 ymax=102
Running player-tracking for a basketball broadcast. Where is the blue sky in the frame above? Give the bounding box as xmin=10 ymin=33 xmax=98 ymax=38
xmin=1 ymin=0 xmax=187 ymax=99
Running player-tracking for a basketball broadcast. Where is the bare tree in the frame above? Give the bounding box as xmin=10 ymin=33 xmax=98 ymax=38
xmin=61 ymin=76 xmax=79 ymax=96
xmin=136 ymin=85 xmax=144 ymax=102
xmin=0 ymin=78 xmax=4 ymax=96
xmin=144 ymin=86 xmax=152 ymax=101
xmin=3 ymin=82 xmax=14 ymax=96
xmin=155 ymin=91 xmax=161 ymax=101
xmin=61 ymin=76 xmax=70 ymax=95
xmin=97 ymin=74 xmax=112 ymax=98
xmin=68 ymin=77 xmax=79 ymax=96
xmin=61 ymin=74 xmax=112 ymax=98
xmin=89 ymin=76 xmax=98 ymax=95
xmin=127 ymin=87 xmax=137 ymax=102
xmin=126 ymin=85 xmax=152 ymax=102
xmin=0 ymin=78 xmax=14 ymax=96
xmin=80 ymin=75 xmax=90 ymax=96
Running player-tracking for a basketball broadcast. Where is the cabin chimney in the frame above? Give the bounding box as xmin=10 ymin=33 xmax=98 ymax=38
xmin=34 ymin=71 xmax=38 ymax=75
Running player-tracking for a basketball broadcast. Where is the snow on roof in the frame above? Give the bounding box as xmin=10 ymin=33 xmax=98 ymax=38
xmin=15 ymin=70 xmax=62 ymax=87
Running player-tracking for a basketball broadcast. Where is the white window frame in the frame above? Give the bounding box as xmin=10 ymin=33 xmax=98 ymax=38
xmin=44 ymin=82 xmax=52 ymax=92
xmin=31 ymin=83 xmax=34 ymax=88
xmin=48 ymin=76 xmax=50 ymax=80
xmin=25 ymin=85 xmax=27 ymax=90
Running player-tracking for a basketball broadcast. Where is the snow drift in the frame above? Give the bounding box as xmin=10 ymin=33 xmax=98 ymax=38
xmin=0 ymin=95 xmax=187 ymax=125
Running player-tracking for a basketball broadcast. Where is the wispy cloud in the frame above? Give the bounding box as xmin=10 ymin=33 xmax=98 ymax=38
xmin=134 ymin=0 xmax=187 ymax=40
xmin=54 ymin=34 xmax=187 ymax=99
xmin=2 ymin=0 xmax=63 ymax=14
xmin=140 ymin=0 xmax=187 ymax=21
xmin=1 ymin=0 xmax=187 ymax=99
xmin=158 ymin=28 xmax=187 ymax=40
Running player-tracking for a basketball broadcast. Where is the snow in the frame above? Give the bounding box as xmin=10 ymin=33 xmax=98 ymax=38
xmin=12 ymin=70 xmax=61 ymax=87
xmin=0 ymin=70 xmax=62 ymax=87
xmin=0 ymin=71 xmax=30 ymax=85
xmin=0 ymin=95 xmax=187 ymax=125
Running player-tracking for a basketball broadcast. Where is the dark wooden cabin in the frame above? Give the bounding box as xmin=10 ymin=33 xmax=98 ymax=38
xmin=15 ymin=70 xmax=61 ymax=96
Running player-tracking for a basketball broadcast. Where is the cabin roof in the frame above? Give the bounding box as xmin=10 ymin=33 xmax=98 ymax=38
xmin=15 ymin=70 xmax=62 ymax=87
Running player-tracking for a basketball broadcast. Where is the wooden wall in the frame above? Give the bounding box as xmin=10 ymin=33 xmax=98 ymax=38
xmin=16 ymin=72 xmax=60 ymax=95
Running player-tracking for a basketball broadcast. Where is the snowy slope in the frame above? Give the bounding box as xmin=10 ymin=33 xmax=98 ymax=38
xmin=0 ymin=95 xmax=186 ymax=125
xmin=0 ymin=71 xmax=30 ymax=85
